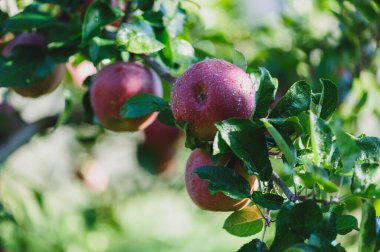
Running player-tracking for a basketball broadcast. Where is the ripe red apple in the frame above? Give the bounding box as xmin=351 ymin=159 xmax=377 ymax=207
xmin=170 ymin=59 xmax=256 ymax=141
xmin=90 ymin=62 xmax=163 ymax=132
xmin=185 ymin=148 xmax=257 ymax=212
xmin=139 ymin=119 xmax=183 ymax=174
xmin=66 ymin=60 xmax=97 ymax=87
xmin=3 ymin=32 xmax=65 ymax=98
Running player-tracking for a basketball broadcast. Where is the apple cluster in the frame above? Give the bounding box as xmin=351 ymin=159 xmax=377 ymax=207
xmin=171 ymin=59 xmax=258 ymax=211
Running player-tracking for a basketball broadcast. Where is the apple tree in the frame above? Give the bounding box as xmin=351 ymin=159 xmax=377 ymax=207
xmin=0 ymin=0 xmax=379 ymax=251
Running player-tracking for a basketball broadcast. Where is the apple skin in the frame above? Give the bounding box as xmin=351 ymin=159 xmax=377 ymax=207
xmin=185 ymin=148 xmax=256 ymax=212
xmin=3 ymin=32 xmax=65 ymax=98
xmin=66 ymin=60 xmax=97 ymax=87
xmin=170 ymin=59 xmax=256 ymax=141
xmin=90 ymin=62 xmax=163 ymax=132
xmin=139 ymin=119 xmax=183 ymax=174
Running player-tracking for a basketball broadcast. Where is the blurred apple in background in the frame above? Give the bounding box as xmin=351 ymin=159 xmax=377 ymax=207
xmin=78 ymin=160 xmax=109 ymax=193
xmin=66 ymin=60 xmax=97 ymax=88
xmin=137 ymin=119 xmax=183 ymax=175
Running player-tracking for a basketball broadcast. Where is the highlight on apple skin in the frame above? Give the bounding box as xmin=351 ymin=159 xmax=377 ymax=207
xmin=170 ymin=59 xmax=256 ymax=141
xmin=90 ymin=62 xmax=163 ymax=132
xmin=185 ymin=148 xmax=257 ymax=212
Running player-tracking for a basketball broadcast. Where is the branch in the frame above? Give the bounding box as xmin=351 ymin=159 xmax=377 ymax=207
xmin=271 ymin=171 xmax=297 ymax=203
xmin=0 ymin=116 xmax=58 ymax=163
xmin=141 ymin=55 xmax=177 ymax=84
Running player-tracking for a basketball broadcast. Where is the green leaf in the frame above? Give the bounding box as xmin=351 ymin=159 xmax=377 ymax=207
xmin=269 ymin=81 xmax=311 ymax=119
xmin=336 ymin=215 xmax=358 ymax=235
xmin=55 ymin=92 xmax=74 ymax=128
xmin=261 ymin=119 xmax=296 ymax=168
xmin=136 ymin=0 xmax=155 ymax=11
xmin=252 ymin=192 xmax=284 ymax=210
xmin=156 ymin=28 xmax=173 ymax=66
xmin=297 ymin=164 xmax=338 ymax=192
xmin=213 ymin=131 xmax=230 ymax=156
xmin=2 ymin=11 xmax=57 ymax=33
xmin=192 ymin=166 xmax=252 ymax=200
xmin=238 ymin=239 xmax=268 ymax=252
xmin=120 ymin=93 xmax=168 ymax=118
xmin=333 ymin=126 xmax=360 ymax=173
xmin=143 ymin=11 xmax=164 ymax=28
xmin=290 ymin=200 xmax=323 ymax=239
xmin=359 ymin=201 xmax=377 ymax=252
xmin=314 ymin=165 xmax=338 ymax=192
xmin=116 ymin=21 xmax=165 ymax=54
xmin=0 ymin=10 xmax=9 ymax=27
xmin=0 ymin=46 xmax=56 ymax=87
xmin=251 ymin=67 xmax=278 ymax=120
xmin=179 ymin=121 xmax=209 ymax=150
xmin=223 ymin=206 xmax=263 ymax=237
xmin=233 ymin=48 xmax=247 ymax=71
xmin=157 ymin=109 xmax=176 ymax=127
xmin=356 ymin=136 xmax=380 ymax=164
xmin=318 ymin=79 xmax=338 ymax=120
xmin=351 ymin=163 xmax=380 ymax=197
xmin=270 ymin=202 xmax=303 ymax=251
xmin=283 ymin=244 xmax=320 ymax=252
xmin=216 ymin=119 xmax=273 ymax=181
xmin=0 ymin=201 xmax=15 ymax=223
xmin=88 ymin=37 xmax=117 ymax=65
xmin=82 ymin=0 xmax=124 ymax=44
xmin=267 ymin=117 xmax=305 ymax=138
xmin=309 ymin=113 xmax=333 ymax=165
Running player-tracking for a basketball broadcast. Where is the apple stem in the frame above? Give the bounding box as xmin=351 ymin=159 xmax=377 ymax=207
xmin=141 ymin=55 xmax=177 ymax=84
xmin=0 ymin=116 xmax=58 ymax=163
xmin=271 ymin=171 xmax=297 ymax=203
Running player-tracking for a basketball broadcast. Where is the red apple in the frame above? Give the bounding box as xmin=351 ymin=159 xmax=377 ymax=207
xmin=79 ymin=160 xmax=109 ymax=193
xmin=139 ymin=119 xmax=183 ymax=174
xmin=170 ymin=59 xmax=256 ymax=141
xmin=90 ymin=62 xmax=163 ymax=132
xmin=3 ymin=32 xmax=65 ymax=98
xmin=185 ymin=148 xmax=257 ymax=212
xmin=66 ymin=60 xmax=97 ymax=87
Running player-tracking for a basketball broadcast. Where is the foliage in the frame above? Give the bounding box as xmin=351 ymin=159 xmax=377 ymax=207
xmin=0 ymin=0 xmax=379 ymax=251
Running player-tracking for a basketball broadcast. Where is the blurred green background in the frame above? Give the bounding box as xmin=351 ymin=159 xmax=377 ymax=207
xmin=0 ymin=0 xmax=379 ymax=251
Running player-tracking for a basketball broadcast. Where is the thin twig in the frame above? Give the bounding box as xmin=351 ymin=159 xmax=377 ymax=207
xmin=141 ymin=55 xmax=177 ymax=84
xmin=271 ymin=172 xmax=297 ymax=202
xmin=0 ymin=116 xmax=58 ymax=163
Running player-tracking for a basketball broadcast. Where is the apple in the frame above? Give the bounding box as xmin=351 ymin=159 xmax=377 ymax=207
xmin=170 ymin=59 xmax=256 ymax=141
xmin=3 ymin=32 xmax=65 ymax=98
xmin=79 ymin=160 xmax=109 ymax=193
xmin=138 ymin=119 xmax=183 ymax=174
xmin=90 ymin=62 xmax=163 ymax=132
xmin=185 ymin=148 xmax=256 ymax=211
xmin=66 ymin=60 xmax=97 ymax=87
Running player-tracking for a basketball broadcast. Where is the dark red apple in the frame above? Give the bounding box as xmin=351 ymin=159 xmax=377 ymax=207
xmin=185 ymin=148 xmax=257 ymax=212
xmin=138 ymin=119 xmax=183 ymax=174
xmin=170 ymin=59 xmax=256 ymax=141
xmin=3 ymin=32 xmax=65 ymax=98
xmin=90 ymin=62 xmax=163 ymax=132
